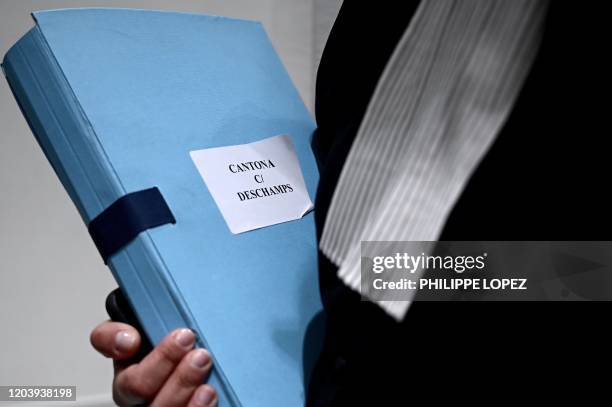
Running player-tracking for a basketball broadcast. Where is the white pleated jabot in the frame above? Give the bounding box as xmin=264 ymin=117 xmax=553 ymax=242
xmin=319 ymin=0 xmax=549 ymax=320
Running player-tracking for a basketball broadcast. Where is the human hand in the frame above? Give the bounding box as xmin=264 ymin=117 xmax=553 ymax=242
xmin=90 ymin=322 xmax=217 ymax=406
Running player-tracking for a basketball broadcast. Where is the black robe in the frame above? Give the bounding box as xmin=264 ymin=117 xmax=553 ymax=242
xmin=308 ymin=1 xmax=611 ymax=405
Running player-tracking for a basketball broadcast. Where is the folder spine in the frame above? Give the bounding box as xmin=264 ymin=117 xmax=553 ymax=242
xmin=2 ymin=25 xmax=240 ymax=406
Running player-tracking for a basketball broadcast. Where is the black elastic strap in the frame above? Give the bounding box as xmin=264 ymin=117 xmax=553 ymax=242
xmin=88 ymin=187 xmax=175 ymax=263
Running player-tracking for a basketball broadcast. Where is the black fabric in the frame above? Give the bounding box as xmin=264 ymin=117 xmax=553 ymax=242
xmin=307 ymin=1 xmax=611 ymax=406
xmin=88 ymin=187 xmax=175 ymax=263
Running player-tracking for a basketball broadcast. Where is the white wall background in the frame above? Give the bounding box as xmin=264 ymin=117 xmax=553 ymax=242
xmin=0 ymin=1 xmax=339 ymax=405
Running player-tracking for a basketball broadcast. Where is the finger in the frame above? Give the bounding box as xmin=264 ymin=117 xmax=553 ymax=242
xmin=114 ymin=328 xmax=195 ymax=404
xmin=151 ymin=348 xmax=213 ymax=407
xmin=187 ymin=385 xmax=218 ymax=407
xmin=90 ymin=320 xmax=141 ymax=359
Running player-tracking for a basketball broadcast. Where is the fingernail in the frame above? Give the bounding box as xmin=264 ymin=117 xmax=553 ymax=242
xmin=175 ymin=328 xmax=195 ymax=348
xmin=115 ymin=331 xmax=136 ymax=352
xmin=190 ymin=349 xmax=211 ymax=369
xmin=194 ymin=386 xmax=215 ymax=406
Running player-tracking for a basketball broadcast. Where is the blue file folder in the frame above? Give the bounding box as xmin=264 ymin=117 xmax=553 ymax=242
xmin=2 ymin=8 xmax=322 ymax=406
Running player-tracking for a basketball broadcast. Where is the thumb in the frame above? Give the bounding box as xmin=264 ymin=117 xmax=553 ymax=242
xmin=90 ymin=320 xmax=141 ymax=360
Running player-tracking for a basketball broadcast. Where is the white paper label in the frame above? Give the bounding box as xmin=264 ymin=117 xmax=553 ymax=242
xmin=190 ymin=134 xmax=314 ymax=234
